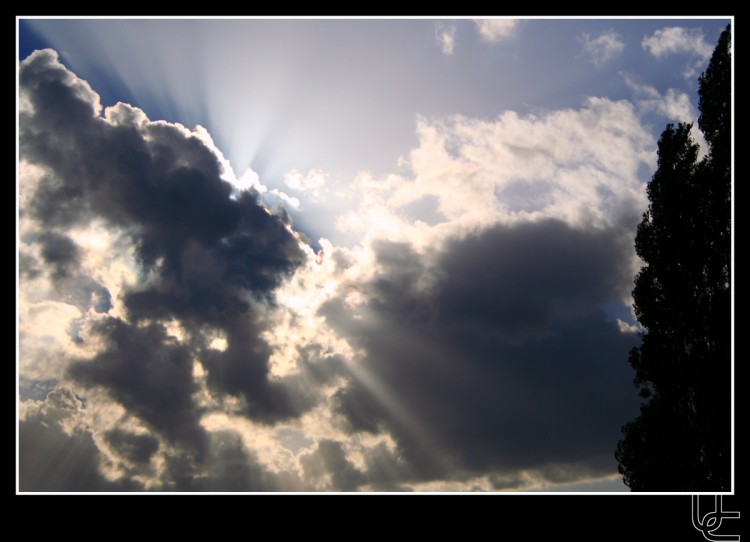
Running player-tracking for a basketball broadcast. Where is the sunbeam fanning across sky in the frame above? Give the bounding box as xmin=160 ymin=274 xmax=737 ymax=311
xmin=17 ymin=16 xmax=732 ymax=494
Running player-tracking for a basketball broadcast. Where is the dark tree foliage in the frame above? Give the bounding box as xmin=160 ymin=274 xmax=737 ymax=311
xmin=616 ymin=25 xmax=731 ymax=491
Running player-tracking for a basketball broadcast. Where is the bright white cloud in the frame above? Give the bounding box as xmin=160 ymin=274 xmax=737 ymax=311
xmin=617 ymin=319 xmax=640 ymax=334
xmin=623 ymin=73 xmax=696 ymax=122
xmin=377 ymin=98 xmax=652 ymax=238
xmin=642 ymin=26 xmax=713 ymax=79
xmin=580 ymin=30 xmax=625 ymax=67
xmin=642 ymin=26 xmax=712 ymax=59
xmin=193 ymin=124 xmax=264 ymax=194
xmin=622 ymin=73 xmax=706 ymax=156
xmin=474 ymin=19 xmax=519 ymax=42
xmin=645 ymin=88 xmax=695 ymax=122
xmin=284 ymin=169 xmax=328 ymax=199
xmin=435 ymin=22 xmax=456 ymax=55
xmin=315 ymin=97 xmax=653 ymax=314
xmin=18 ymin=300 xmax=84 ymax=381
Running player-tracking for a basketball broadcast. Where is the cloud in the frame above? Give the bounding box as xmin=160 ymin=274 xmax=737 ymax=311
xmin=36 ymin=231 xmax=81 ymax=281
xmin=183 ymin=430 xmax=306 ymax=492
xmin=18 ymin=49 xmax=325 ymax=490
xmin=474 ymin=19 xmax=519 ymax=42
xmin=301 ymin=95 xmax=653 ymax=489
xmin=643 ymin=88 xmax=695 ymax=121
xmin=642 ymin=26 xmax=712 ymax=59
xmin=284 ymin=168 xmax=328 ymax=200
xmin=18 ymin=47 xmax=649 ymax=492
xmin=19 ymin=387 xmax=308 ymax=491
xmin=434 ymin=22 xmax=456 ymax=55
xmin=19 ymin=415 xmax=138 ymax=492
xmin=19 ymin=388 xmax=143 ymax=491
xmin=104 ymin=428 xmax=160 ymax=465
xmin=300 ymin=439 xmax=367 ymax=491
xmin=319 ymin=221 xmax=641 ymax=486
xmin=580 ymin=30 xmax=625 ymax=68
xmin=641 ymin=27 xmax=713 ymax=79
xmin=67 ymin=317 xmax=208 ymax=450
xmin=622 ymin=72 xmax=706 ymax=155
xmin=622 ymin=73 xmax=696 ymax=122
xmin=338 ymin=97 xmax=653 ymax=246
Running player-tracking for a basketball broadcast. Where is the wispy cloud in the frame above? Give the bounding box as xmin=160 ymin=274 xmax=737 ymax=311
xmin=580 ymin=29 xmax=625 ymax=68
xmin=623 ymin=73 xmax=696 ymax=122
xmin=474 ymin=19 xmax=519 ymax=42
xmin=435 ymin=22 xmax=456 ymax=55
xmin=642 ymin=26 xmax=712 ymax=59
xmin=622 ymin=72 xmax=706 ymax=155
xmin=642 ymin=26 xmax=713 ymax=79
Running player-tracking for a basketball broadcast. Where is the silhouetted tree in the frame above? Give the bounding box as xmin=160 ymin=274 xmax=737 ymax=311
xmin=616 ymin=24 xmax=731 ymax=491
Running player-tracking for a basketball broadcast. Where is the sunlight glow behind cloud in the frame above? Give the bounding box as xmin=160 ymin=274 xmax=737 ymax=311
xmin=18 ymin=17 xmax=731 ymax=493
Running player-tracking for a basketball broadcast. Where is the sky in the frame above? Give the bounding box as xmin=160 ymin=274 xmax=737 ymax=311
xmin=16 ymin=16 xmax=731 ymax=493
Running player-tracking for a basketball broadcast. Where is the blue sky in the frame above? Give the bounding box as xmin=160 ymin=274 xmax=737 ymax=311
xmin=17 ymin=17 xmax=731 ymax=492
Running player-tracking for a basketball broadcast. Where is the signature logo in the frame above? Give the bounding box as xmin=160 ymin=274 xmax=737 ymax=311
xmin=692 ymin=495 xmax=740 ymax=541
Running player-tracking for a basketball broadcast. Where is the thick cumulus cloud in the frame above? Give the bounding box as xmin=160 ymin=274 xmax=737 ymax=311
xmin=334 ymin=97 xmax=653 ymax=252
xmin=19 ymin=47 xmax=648 ymax=492
xmin=424 ymin=101 xmax=650 ymax=227
xmin=321 ymin=219 xmax=640 ymax=487
xmin=18 ymin=50 xmax=316 ymax=490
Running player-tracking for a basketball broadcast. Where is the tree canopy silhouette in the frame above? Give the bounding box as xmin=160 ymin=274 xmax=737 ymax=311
xmin=616 ymin=24 xmax=731 ymax=491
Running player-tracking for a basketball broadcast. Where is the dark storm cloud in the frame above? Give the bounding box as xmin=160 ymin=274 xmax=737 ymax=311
xmin=20 ymin=50 xmax=304 ymax=292
xmin=357 ymin=442 xmax=416 ymax=491
xmin=104 ymin=429 xmax=160 ymax=464
xmin=19 ymin=418 xmax=141 ymax=491
xmin=322 ymin=219 xmax=640 ymax=486
xmin=64 ymin=278 xmax=113 ymax=315
xmin=176 ymin=431 xmax=307 ymax=492
xmin=19 ymin=388 xmax=142 ymax=491
xmin=19 ymin=389 xmax=306 ymax=492
xmin=19 ymin=252 xmax=42 ymax=280
xmin=199 ymin=313 xmax=314 ymax=423
xmin=36 ymin=231 xmax=80 ymax=281
xmin=333 ymin=384 xmax=385 ymax=435
xmin=432 ymin=220 xmax=634 ymax=340
xmin=68 ymin=317 xmax=207 ymax=451
xmin=300 ymin=440 xmax=367 ymax=491
xmin=19 ymin=49 xmax=315 ymax=489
